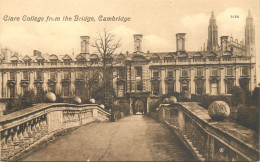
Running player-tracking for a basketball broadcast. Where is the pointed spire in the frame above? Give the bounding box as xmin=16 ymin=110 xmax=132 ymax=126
xmin=211 ymin=11 xmax=214 ymax=17
xmin=248 ymin=10 xmax=252 ymax=17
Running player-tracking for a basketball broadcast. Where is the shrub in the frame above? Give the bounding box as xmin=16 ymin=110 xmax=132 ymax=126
xmin=237 ymin=105 xmax=259 ymax=132
xmin=149 ymin=98 xmax=163 ymax=112
xmin=180 ymin=90 xmax=191 ymax=102
xmin=231 ymin=86 xmax=246 ymax=106
xmin=191 ymin=94 xmax=232 ymax=109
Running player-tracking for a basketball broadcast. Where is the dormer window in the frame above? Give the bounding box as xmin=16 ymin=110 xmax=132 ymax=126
xmin=50 ymin=59 xmax=58 ymax=65
xmin=25 ymin=61 xmax=31 ymax=66
xmin=11 ymin=60 xmax=18 ymax=66
xmin=64 ymin=60 xmax=71 ymax=65
xmin=37 ymin=60 xmax=44 ymax=66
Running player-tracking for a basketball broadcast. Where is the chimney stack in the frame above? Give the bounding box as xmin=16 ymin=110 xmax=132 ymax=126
xmin=5 ymin=49 xmax=11 ymax=63
xmin=220 ymin=36 xmax=229 ymax=51
xmin=133 ymin=34 xmax=143 ymax=53
xmin=80 ymin=36 xmax=90 ymax=54
xmin=33 ymin=50 xmax=42 ymax=57
xmin=176 ymin=33 xmax=186 ymax=51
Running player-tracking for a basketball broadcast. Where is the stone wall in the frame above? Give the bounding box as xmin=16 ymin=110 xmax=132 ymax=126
xmin=153 ymin=102 xmax=259 ymax=161
xmin=0 ymin=103 xmax=111 ymax=161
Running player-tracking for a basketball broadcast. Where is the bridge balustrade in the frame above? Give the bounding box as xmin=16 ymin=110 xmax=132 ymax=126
xmin=156 ymin=102 xmax=259 ymax=161
xmin=0 ymin=103 xmax=111 ymax=161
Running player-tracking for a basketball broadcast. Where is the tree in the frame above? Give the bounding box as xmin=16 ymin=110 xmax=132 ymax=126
xmin=91 ymin=29 xmax=121 ymax=109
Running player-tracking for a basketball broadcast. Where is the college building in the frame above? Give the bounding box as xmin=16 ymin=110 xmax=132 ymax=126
xmin=0 ymin=11 xmax=256 ymax=114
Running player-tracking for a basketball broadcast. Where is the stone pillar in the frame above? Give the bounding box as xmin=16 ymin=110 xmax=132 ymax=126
xmin=3 ymin=72 xmax=9 ymax=98
xmin=71 ymin=70 xmax=75 ymax=96
xmin=47 ymin=111 xmax=63 ymax=133
xmin=220 ymin=67 xmax=225 ymax=94
xmin=130 ymin=98 xmax=133 ymax=115
xmin=43 ymin=71 xmax=48 ymax=91
xmin=147 ymin=97 xmax=150 ymax=113
xmin=178 ymin=110 xmax=185 ymax=132
xmin=113 ymin=70 xmax=117 ymax=95
xmin=235 ymin=66 xmax=240 ymax=86
xmin=0 ymin=72 xmax=2 ymax=98
xmin=92 ymin=108 xmax=98 ymax=119
xmin=162 ymin=108 xmax=166 ymax=119
xmin=29 ymin=71 xmax=35 ymax=91
xmin=16 ymin=71 xmax=22 ymax=95
xmin=190 ymin=68 xmax=196 ymax=94
xmin=205 ymin=68 xmax=210 ymax=94
xmin=161 ymin=68 xmax=166 ymax=95
xmin=250 ymin=65 xmax=256 ymax=91
xmin=176 ymin=69 xmax=180 ymax=92
xmin=56 ymin=71 xmax=62 ymax=95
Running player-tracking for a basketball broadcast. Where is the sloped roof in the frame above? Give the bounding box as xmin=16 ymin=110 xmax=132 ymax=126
xmin=23 ymin=55 xmax=32 ymax=61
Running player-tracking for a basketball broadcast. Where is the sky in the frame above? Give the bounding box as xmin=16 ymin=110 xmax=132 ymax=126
xmin=0 ymin=0 xmax=259 ymax=83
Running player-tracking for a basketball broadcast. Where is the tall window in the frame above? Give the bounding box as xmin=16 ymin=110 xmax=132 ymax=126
xmin=152 ymin=82 xmax=160 ymax=96
xmin=10 ymin=72 xmax=16 ymax=80
xmin=196 ymin=68 xmax=203 ymax=77
xmin=196 ymin=81 xmax=203 ymax=94
xmin=181 ymin=83 xmax=189 ymax=92
xmin=167 ymin=83 xmax=174 ymax=95
xmin=241 ymin=67 xmax=249 ymax=76
xmin=23 ymin=71 xmax=29 ymax=80
xmin=167 ymin=70 xmax=174 ymax=78
xmin=211 ymin=67 xmax=218 ymax=76
xmin=36 ymin=71 xmax=43 ymax=80
xmin=136 ymin=81 xmax=142 ymax=91
xmin=226 ymin=67 xmax=233 ymax=76
xmin=181 ymin=69 xmax=188 ymax=77
xmin=50 ymin=71 xmax=56 ymax=80
xmin=77 ymin=71 xmax=84 ymax=79
xmin=117 ymin=84 xmax=125 ymax=97
xmin=118 ymin=69 xmax=125 ymax=78
xmin=135 ymin=67 xmax=142 ymax=79
xmin=226 ymin=80 xmax=234 ymax=94
xmin=63 ymin=85 xmax=70 ymax=97
xmin=153 ymin=71 xmax=159 ymax=78
xmin=64 ymin=71 xmax=71 ymax=79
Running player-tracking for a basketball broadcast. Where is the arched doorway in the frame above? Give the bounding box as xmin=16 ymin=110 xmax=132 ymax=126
xmin=134 ymin=99 xmax=145 ymax=115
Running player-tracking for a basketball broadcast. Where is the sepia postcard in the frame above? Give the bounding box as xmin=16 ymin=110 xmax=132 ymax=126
xmin=0 ymin=0 xmax=259 ymax=161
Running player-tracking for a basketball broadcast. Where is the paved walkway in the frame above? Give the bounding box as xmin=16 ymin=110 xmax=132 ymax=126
xmin=22 ymin=115 xmax=193 ymax=161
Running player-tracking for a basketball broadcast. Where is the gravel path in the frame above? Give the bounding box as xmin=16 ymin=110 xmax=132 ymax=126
xmin=22 ymin=115 xmax=193 ymax=161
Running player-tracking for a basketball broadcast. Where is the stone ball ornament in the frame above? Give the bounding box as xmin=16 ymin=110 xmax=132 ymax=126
xmin=73 ymin=96 xmax=82 ymax=104
xmin=163 ymin=98 xmax=170 ymax=104
xmin=99 ymin=104 xmax=105 ymax=109
xmin=90 ymin=98 xmax=95 ymax=104
xmin=45 ymin=92 xmax=56 ymax=102
xmin=169 ymin=96 xmax=177 ymax=104
xmin=208 ymin=101 xmax=230 ymax=120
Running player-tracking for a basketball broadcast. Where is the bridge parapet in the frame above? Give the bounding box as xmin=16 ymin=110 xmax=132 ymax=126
xmin=155 ymin=102 xmax=259 ymax=161
xmin=0 ymin=103 xmax=111 ymax=160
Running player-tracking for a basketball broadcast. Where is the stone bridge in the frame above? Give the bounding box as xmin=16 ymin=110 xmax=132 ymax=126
xmin=0 ymin=103 xmax=259 ymax=161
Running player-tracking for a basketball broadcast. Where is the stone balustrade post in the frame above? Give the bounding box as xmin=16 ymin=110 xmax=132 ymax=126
xmin=162 ymin=108 xmax=165 ymax=120
xmin=92 ymin=108 xmax=98 ymax=120
xmin=206 ymin=134 xmax=215 ymax=161
xmin=177 ymin=109 xmax=185 ymax=132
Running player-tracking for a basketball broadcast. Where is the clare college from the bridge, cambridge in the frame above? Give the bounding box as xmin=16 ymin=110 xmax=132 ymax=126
xmin=0 ymin=11 xmax=259 ymax=161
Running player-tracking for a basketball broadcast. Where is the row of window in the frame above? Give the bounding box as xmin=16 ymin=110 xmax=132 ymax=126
xmin=10 ymin=60 xmax=100 ymax=66
xmin=150 ymin=67 xmax=249 ymax=78
xmin=151 ymin=80 xmax=237 ymax=96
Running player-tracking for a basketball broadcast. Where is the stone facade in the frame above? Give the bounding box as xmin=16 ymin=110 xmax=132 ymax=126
xmin=0 ymin=11 xmax=256 ymax=114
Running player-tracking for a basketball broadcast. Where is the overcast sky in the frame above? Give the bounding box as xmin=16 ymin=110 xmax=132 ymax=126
xmin=0 ymin=0 xmax=259 ymax=56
